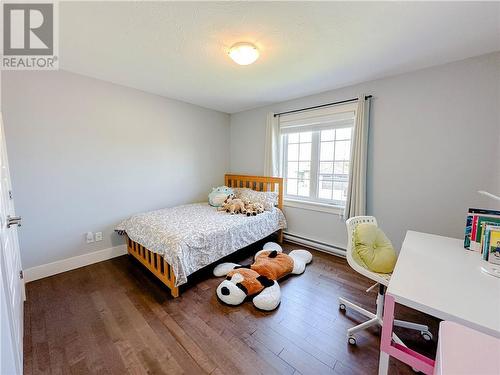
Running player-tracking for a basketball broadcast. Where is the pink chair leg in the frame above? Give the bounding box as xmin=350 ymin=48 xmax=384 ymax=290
xmin=380 ymin=294 xmax=435 ymax=375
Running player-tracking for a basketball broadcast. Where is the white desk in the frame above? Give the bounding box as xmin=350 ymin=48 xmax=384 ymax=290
xmin=379 ymin=231 xmax=500 ymax=374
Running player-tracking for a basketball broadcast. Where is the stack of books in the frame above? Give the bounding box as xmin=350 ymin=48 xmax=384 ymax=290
xmin=464 ymin=208 xmax=500 ymax=265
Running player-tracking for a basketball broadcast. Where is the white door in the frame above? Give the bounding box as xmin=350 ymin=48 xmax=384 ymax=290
xmin=0 ymin=112 xmax=24 ymax=375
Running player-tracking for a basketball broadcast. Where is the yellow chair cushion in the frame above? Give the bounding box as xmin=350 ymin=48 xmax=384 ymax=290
xmin=352 ymin=223 xmax=397 ymax=274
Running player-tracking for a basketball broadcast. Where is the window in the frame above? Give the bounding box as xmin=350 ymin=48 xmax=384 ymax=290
xmin=280 ymin=104 xmax=356 ymax=209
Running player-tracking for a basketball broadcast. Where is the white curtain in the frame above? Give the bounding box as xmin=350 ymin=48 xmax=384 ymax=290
xmin=344 ymin=96 xmax=371 ymax=219
xmin=264 ymin=112 xmax=281 ymax=177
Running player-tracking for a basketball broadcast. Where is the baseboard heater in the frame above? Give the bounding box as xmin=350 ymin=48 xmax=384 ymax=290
xmin=283 ymin=232 xmax=346 ymax=258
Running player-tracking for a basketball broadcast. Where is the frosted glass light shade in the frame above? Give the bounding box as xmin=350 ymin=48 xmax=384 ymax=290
xmin=228 ymin=42 xmax=259 ymax=65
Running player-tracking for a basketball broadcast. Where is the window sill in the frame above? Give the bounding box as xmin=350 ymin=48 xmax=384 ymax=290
xmin=284 ymin=198 xmax=344 ymax=215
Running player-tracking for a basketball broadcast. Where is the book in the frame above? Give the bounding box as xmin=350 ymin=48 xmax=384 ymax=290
xmin=464 ymin=208 xmax=500 ymax=251
xmin=486 ymin=226 xmax=500 ymax=265
xmin=481 ymin=224 xmax=494 ymax=259
xmin=471 ymin=215 xmax=479 ymax=242
xmin=468 ymin=208 xmax=500 ymax=216
xmin=469 ymin=208 xmax=500 ymax=243
xmin=469 ymin=214 xmax=500 ymax=252
xmin=480 ymin=223 xmax=487 ymax=258
xmin=464 ymin=214 xmax=473 ymax=249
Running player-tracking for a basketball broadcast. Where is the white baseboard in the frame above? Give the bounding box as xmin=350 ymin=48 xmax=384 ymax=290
xmin=284 ymin=232 xmax=346 ymax=258
xmin=24 ymin=244 xmax=127 ymax=283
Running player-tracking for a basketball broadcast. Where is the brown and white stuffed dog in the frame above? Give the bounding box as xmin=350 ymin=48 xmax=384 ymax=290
xmin=218 ymin=195 xmax=246 ymax=214
xmin=213 ymin=242 xmax=312 ymax=311
xmin=244 ymin=202 xmax=264 ymax=216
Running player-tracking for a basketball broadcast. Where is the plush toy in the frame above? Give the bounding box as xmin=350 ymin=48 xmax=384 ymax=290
xmin=213 ymin=242 xmax=312 ymax=311
xmin=218 ymin=195 xmax=246 ymax=214
xmin=245 ymin=202 xmax=264 ymax=216
xmin=209 ymin=186 xmax=234 ymax=207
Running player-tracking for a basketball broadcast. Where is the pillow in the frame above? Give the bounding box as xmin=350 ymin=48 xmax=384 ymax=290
xmin=352 ymin=223 xmax=397 ymax=274
xmin=208 ymin=186 xmax=233 ymax=207
xmin=233 ymin=188 xmax=278 ymax=211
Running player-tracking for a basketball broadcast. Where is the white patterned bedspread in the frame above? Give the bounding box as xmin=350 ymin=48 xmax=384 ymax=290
xmin=116 ymin=203 xmax=287 ymax=286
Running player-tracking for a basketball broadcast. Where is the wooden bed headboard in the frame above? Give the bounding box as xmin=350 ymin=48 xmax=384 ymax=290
xmin=224 ymin=174 xmax=284 ymax=210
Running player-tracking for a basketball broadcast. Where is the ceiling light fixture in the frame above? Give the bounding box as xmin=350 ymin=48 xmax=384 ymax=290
xmin=228 ymin=42 xmax=259 ymax=65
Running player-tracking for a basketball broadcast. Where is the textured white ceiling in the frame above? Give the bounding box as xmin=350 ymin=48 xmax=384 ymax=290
xmin=60 ymin=2 xmax=500 ymax=113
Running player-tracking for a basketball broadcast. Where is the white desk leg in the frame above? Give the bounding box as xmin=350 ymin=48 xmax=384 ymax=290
xmin=378 ymin=351 xmax=390 ymax=375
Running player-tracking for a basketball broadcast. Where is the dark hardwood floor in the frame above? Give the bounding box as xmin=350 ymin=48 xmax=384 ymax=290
xmin=24 ymin=240 xmax=439 ymax=374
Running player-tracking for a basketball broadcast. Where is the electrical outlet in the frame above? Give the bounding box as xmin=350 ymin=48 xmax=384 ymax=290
xmin=86 ymin=232 xmax=94 ymax=243
xmin=95 ymin=232 xmax=103 ymax=242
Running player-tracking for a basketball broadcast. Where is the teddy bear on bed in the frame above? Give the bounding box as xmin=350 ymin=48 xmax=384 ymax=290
xmin=244 ymin=201 xmax=264 ymax=216
xmin=218 ymin=195 xmax=246 ymax=214
xmin=213 ymin=242 xmax=312 ymax=311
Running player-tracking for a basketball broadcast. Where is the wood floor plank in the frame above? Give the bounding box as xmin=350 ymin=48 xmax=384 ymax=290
xmin=24 ymin=240 xmax=439 ymax=375
xmin=92 ymin=261 xmax=195 ymax=374
xmin=242 ymin=335 xmax=296 ymax=375
xmin=90 ymin=291 xmax=153 ymax=374
xmin=69 ymin=266 xmax=128 ymax=374
xmin=23 ymin=287 xmax=34 ymax=375
xmin=121 ymin=293 xmax=205 ymax=374
xmin=171 ymin=306 xmax=249 ymax=374
xmin=279 ymin=345 xmax=335 ymax=375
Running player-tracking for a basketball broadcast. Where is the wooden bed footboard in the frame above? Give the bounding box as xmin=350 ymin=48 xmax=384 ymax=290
xmin=126 ymin=236 xmax=179 ymax=297
xmin=126 ymin=174 xmax=284 ymax=298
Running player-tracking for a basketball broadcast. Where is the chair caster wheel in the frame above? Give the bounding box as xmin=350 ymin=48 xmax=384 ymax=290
xmin=339 ymin=303 xmax=346 ymax=311
xmin=421 ymin=330 xmax=433 ymax=341
xmin=348 ymin=336 xmax=356 ymax=345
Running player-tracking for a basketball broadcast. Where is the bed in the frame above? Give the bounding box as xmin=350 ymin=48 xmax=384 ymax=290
xmin=116 ymin=174 xmax=285 ymax=297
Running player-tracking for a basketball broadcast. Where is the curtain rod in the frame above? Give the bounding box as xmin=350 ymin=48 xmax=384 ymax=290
xmin=273 ymin=95 xmax=372 ymax=117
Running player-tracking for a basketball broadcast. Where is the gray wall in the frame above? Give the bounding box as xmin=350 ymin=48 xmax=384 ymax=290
xmin=2 ymin=53 xmax=499 ymax=269
xmin=230 ymin=52 xmax=500 ymax=250
xmin=2 ymin=70 xmax=230 ymax=269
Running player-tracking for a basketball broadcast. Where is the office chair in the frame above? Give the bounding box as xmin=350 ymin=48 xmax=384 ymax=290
xmin=338 ymin=216 xmax=433 ymax=345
